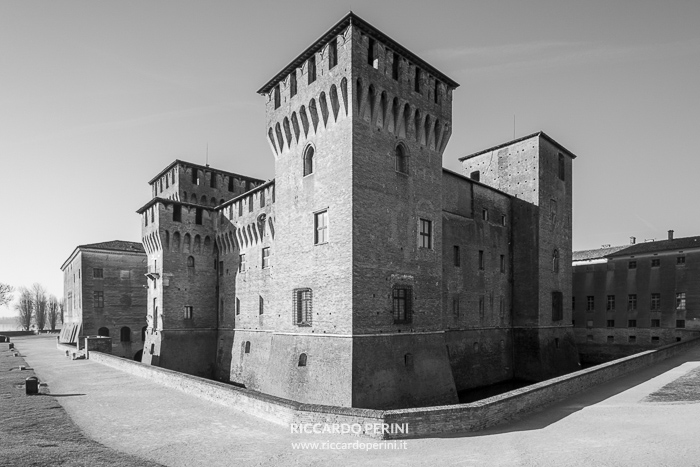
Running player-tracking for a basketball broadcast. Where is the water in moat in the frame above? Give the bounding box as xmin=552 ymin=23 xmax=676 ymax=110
xmin=458 ymin=379 xmax=534 ymax=403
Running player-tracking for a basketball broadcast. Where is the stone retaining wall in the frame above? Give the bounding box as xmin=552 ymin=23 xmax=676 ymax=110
xmin=88 ymin=337 xmax=700 ymax=439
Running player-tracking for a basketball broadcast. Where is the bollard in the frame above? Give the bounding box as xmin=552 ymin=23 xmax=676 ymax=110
xmin=25 ymin=376 xmax=39 ymax=395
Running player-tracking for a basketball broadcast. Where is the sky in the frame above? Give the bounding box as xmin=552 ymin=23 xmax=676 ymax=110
xmin=1 ymin=0 xmax=699 ymax=316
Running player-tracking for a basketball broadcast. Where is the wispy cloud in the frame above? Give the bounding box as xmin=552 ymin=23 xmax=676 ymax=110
xmin=423 ymin=38 xmax=700 ymax=77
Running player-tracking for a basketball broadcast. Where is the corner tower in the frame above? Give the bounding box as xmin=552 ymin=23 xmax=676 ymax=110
xmin=257 ymin=13 xmax=460 ymax=408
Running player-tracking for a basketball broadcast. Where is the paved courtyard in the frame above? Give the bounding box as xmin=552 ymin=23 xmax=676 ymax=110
xmin=11 ymin=335 xmax=700 ymax=466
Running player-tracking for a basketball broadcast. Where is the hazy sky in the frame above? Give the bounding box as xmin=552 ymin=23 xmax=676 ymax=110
xmin=1 ymin=0 xmax=699 ymax=316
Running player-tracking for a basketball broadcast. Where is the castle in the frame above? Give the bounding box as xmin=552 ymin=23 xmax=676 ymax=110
xmin=136 ymin=13 xmax=580 ymax=409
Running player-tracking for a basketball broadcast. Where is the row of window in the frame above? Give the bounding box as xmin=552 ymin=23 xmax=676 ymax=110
xmin=586 ymin=335 xmax=680 ymax=344
xmin=96 ymin=325 xmax=146 ymax=342
xmin=628 ymin=256 xmax=686 ymax=268
xmin=236 ymin=248 xmax=272 ymax=272
xmin=579 ymin=293 xmax=686 ymax=311
xmin=581 ymin=319 xmax=686 ymax=329
xmin=452 ymin=246 xmax=507 ymax=272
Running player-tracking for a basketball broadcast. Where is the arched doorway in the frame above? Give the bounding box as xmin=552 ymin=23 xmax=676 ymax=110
xmin=133 ymin=349 xmax=143 ymax=362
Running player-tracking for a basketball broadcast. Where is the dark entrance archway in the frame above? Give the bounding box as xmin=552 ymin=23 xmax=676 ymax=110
xmin=133 ymin=349 xmax=143 ymax=362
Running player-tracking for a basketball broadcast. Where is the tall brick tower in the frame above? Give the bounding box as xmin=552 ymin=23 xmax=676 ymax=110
xmin=460 ymin=132 xmax=580 ymax=380
xmin=255 ymin=12 xmax=460 ymax=408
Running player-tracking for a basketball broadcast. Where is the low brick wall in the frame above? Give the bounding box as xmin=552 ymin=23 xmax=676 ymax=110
xmin=87 ymin=337 xmax=700 ymax=439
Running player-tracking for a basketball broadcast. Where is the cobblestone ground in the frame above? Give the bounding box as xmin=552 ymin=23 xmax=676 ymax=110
xmin=11 ymin=335 xmax=700 ymax=467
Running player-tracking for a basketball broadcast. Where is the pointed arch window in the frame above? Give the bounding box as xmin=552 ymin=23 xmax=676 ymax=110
xmin=395 ymin=144 xmax=409 ymax=175
xmin=303 ymin=145 xmax=314 ymax=176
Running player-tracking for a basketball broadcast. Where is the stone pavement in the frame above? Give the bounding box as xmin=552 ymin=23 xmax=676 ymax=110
xmin=12 ymin=335 xmax=700 ymax=466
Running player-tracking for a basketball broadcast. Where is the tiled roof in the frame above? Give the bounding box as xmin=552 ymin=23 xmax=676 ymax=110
xmin=573 ymin=236 xmax=700 ymax=261
xmin=79 ymin=241 xmax=145 ymax=253
xmin=606 ymin=236 xmax=700 ymax=257
xmin=572 ymin=245 xmax=628 ymax=262
xmin=459 ymin=131 xmax=577 ymax=162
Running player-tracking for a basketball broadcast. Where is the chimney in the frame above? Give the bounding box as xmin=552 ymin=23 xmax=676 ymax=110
xmin=668 ymin=230 xmax=674 ymax=240
xmin=630 ymin=236 xmax=636 ymax=245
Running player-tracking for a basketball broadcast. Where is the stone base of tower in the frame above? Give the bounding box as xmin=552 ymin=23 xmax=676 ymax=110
xmin=445 ymin=328 xmax=514 ymax=392
xmin=512 ymin=327 xmax=580 ymax=382
xmin=227 ymin=331 xmax=353 ymax=407
xmin=351 ymin=333 xmax=458 ymax=410
xmin=141 ymin=329 xmax=217 ymax=379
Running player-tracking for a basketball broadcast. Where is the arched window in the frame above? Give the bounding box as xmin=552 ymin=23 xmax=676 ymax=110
xmin=298 ymin=353 xmax=307 ymax=367
xmin=553 ymin=249 xmax=559 ymax=273
xmin=98 ymin=327 xmax=109 ymax=337
xmin=187 ymin=256 xmax=195 ymax=278
xmin=404 ymin=353 xmax=413 ymax=369
xmin=183 ymin=233 xmax=191 ymax=253
xmin=303 ymin=145 xmax=314 ymax=176
xmin=395 ymin=144 xmax=408 ymax=174
xmin=244 ymin=341 xmax=251 ymax=354
xmin=120 ymin=326 xmax=131 ymax=342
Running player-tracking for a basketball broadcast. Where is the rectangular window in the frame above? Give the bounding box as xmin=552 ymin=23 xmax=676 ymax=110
xmin=94 ymin=291 xmax=104 ymax=309
xmin=652 ymin=336 xmax=660 ymax=343
xmin=434 ymin=79 xmax=439 ymax=104
xmin=414 ymin=67 xmax=421 ymax=93
xmin=367 ymin=38 xmax=377 ymax=68
xmin=606 ymin=295 xmax=615 ymax=311
xmin=572 ymin=296 xmax=576 ymax=311
xmin=479 ymin=250 xmax=484 ymax=270
xmin=236 ymin=297 xmax=240 ymax=315
xmin=238 ymin=202 xmax=243 ymax=217
xmin=607 ymin=319 xmax=615 ymax=327
xmin=294 ymin=288 xmax=312 ymax=326
xmin=501 ymin=215 xmax=506 ymax=226
xmin=677 ymin=256 xmax=686 ymax=265
xmin=195 ymin=208 xmax=203 ymax=225
xmin=587 ymin=296 xmax=594 ymax=311
xmin=248 ymin=196 xmax=254 ymax=213
xmin=219 ymin=261 xmax=224 ymax=276
xmin=453 ymin=245 xmax=460 ymax=267
xmin=651 ymin=293 xmax=661 ymax=311
xmin=314 ymin=210 xmax=328 ymax=244
xmin=239 ymin=254 xmax=246 ymax=272
xmin=259 ymin=296 xmax=264 ymax=315
xmin=290 ymin=71 xmax=297 ymax=97
xmin=651 ymin=319 xmax=660 ymax=328
xmin=452 ymin=297 xmax=459 ymax=317
xmin=392 ymin=52 xmax=399 ymax=80
xmin=676 ymin=292 xmax=686 ymax=310
xmin=607 ymin=335 xmax=614 ymax=343
xmin=629 ymin=260 xmax=637 ymax=269
xmin=184 ymin=306 xmax=193 ymax=320
xmin=392 ymin=286 xmax=412 ymax=323
xmin=629 ymin=336 xmax=637 ymax=343
xmin=419 ymin=219 xmax=432 ymax=249
xmin=552 ymin=291 xmax=563 ymax=321
xmin=262 ymin=247 xmax=270 ymax=268
xmin=210 ymin=173 xmax=217 ymax=188
xmin=260 ymin=192 xmax=266 ymax=208
xmin=500 ymin=297 xmax=506 ymax=319
xmin=308 ymin=56 xmax=316 ymax=84
xmin=628 ymin=319 xmax=637 ymax=328
xmin=586 ymin=320 xmax=593 ymax=328
xmin=228 ymin=176 xmax=234 ymax=192
xmin=328 ymin=38 xmax=338 ymax=69
xmin=651 ymin=258 xmax=660 ymax=267
xmin=500 ymin=255 xmax=506 ymax=273
xmin=628 ymin=294 xmax=637 ymax=310
xmin=93 ymin=268 xmax=103 ymax=279
xmin=482 ymin=208 xmax=488 ymax=221
xmin=191 ymin=168 xmax=198 ymax=184
xmin=171 ymin=204 xmax=181 ymax=222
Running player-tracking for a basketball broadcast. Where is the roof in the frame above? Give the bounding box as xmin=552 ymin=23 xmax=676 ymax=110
xmin=573 ymin=235 xmax=700 ymax=262
xmin=606 ymin=236 xmax=700 ymax=258
xmin=60 ymin=241 xmax=144 ymax=271
xmin=573 ymin=245 xmax=628 ymax=262
xmin=257 ymin=12 xmax=460 ymax=95
xmin=135 ymin=197 xmax=218 ymax=214
xmin=217 ymin=179 xmax=275 ymax=210
xmin=79 ymin=240 xmax=144 ymax=253
xmin=459 ymin=131 xmax=577 ymax=162
xmin=148 ymin=159 xmax=266 ymax=185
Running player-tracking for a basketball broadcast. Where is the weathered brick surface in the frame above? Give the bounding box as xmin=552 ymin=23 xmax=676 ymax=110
xmin=573 ymin=248 xmax=700 ymax=362
xmin=61 ymin=246 xmax=147 ymax=360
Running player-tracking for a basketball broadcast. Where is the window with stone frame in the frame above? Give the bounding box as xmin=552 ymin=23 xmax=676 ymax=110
xmin=587 ymin=295 xmax=595 ymax=311
xmin=392 ymin=285 xmax=412 ymax=324
xmin=628 ymin=294 xmax=637 ymax=310
xmin=293 ymin=288 xmax=312 ymax=326
xmin=676 ymin=292 xmax=686 ymax=310
xmin=651 ymin=293 xmax=661 ymax=311
xmin=314 ymin=210 xmax=328 ymax=244
xmin=94 ymin=291 xmax=104 ymax=309
xmin=419 ymin=219 xmax=432 ymax=249
xmin=93 ymin=268 xmax=103 ymax=279
xmin=606 ymin=295 xmax=615 ymax=311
